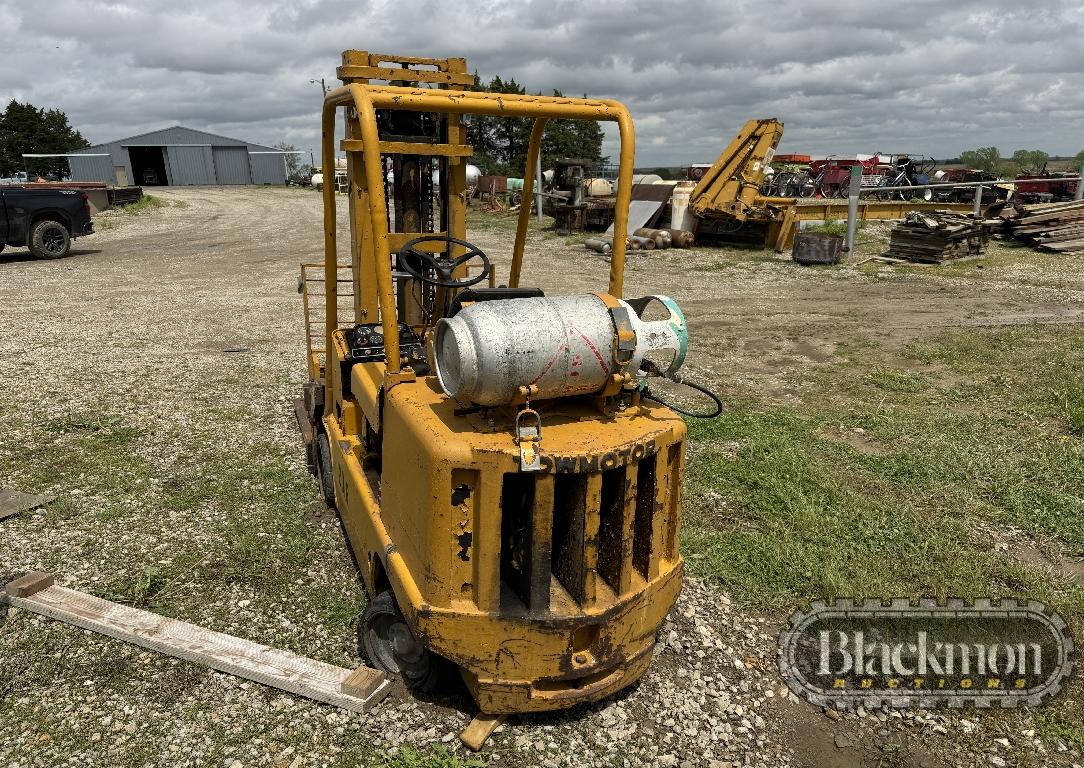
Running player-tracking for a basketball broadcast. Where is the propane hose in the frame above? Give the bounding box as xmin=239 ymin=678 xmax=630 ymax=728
xmin=638 ymin=363 xmax=723 ymax=419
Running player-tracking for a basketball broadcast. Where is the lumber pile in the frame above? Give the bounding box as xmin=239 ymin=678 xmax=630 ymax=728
xmin=884 ymin=211 xmax=987 ymax=263
xmin=1001 ymin=199 xmax=1084 ymax=253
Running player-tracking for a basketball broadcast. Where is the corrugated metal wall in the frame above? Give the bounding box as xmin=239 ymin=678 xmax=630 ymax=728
xmin=165 ymin=146 xmax=214 ymax=185
xmin=68 ymin=155 xmax=114 ymax=183
xmin=212 ymin=147 xmax=252 ymax=184
xmin=250 ymin=153 xmax=287 ymax=185
xmin=71 ymin=127 xmax=287 ymax=186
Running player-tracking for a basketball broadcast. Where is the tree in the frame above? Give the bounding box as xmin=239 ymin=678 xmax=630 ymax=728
xmin=958 ymin=147 xmax=1002 ymax=174
xmin=1074 ymin=149 xmax=1084 ymax=166
xmin=1011 ymin=149 xmax=1049 ymax=174
xmin=462 ymin=78 xmax=605 ymax=176
xmin=274 ymin=141 xmax=304 ymax=179
xmin=0 ymin=100 xmax=88 ymax=178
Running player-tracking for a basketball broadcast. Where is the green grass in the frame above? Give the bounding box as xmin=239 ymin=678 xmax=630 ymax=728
xmin=360 ymin=746 xmax=487 ymax=768
xmin=802 ymin=219 xmax=866 ymax=237
xmin=681 ymin=323 xmax=1084 ymax=746
xmin=684 ymin=324 xmax=1084 ymax=602
xmin=119 ymin=194 xmax=168 ymax=214
xmin=1065 ymin=383 xmax=1084 ymax=436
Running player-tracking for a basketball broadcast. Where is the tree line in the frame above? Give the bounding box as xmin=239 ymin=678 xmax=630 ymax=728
xmin=954 ymin=147 xmax=1084 ymax=177
xmin=463 ymin=75 xmax=606 ymax=176
xmin=0 ymin=100 xmax=88 ymax=178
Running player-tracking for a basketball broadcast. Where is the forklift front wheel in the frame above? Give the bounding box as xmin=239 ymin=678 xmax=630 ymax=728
xmin=315 ymin=432 xmax=336 ymax=509
xmin=360 ymin=591 xmax=447 ymax=693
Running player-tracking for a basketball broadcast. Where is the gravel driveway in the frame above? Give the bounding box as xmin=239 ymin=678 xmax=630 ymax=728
xmin=0 ymin=187 xmax=1079 ymax=768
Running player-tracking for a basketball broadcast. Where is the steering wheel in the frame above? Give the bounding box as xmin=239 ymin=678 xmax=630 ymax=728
xmin=399 ymin=235 xmax=490 ymax=289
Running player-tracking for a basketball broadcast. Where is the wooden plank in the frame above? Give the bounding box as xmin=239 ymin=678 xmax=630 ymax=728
xmin=460 ymin=712 xmax=505 ymax=751
xmin=0 ymin=489 xmax=55 ymax=521
xmin=5 ymin=571 xmax=54 ymax=597
xmin=340 ymin=665 xmax=386 ymax=699
xmin=0 ymin=583 xmax=390 ymax=713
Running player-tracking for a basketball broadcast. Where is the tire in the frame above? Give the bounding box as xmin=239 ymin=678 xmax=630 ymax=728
xmin=359 ymin=590 xmax=449 ymax=693
xmin=315 ymin=183 xmax=323 ymax=192
xmin=796 ymin=173 xmax=815 ymax=198
xmin=28 ymin=219 xmax=70 ymax=259
xmin=0 ymin=243 xmax=5 ymax=254
xmin=315 ymin=432 xmax=336 ymax=509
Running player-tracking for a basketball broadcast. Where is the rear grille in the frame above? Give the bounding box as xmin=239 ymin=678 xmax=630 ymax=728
xmin=498 ymin=442 xmax=681 ymax=614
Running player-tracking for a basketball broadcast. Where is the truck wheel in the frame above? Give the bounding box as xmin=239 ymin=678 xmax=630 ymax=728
xmin=359 ymin=590 xmax=448 ymax=693
xmin=29 ymin=220 xmax=71 ymax=259
xmin=315 ymin=432 xmax=336 ymax=509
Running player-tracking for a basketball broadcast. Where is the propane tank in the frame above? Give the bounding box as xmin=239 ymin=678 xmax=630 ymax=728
xmin=634 ymin=228 xmax=673 ymax=248
xmin=584 ymin=237 xmax=612 ymax=254
xmin=433 ymin=294 xmax=688 ymax=406
xmin=665 ymin=229 xmax=695 ymax=248
xmin=629 ymin=235 xmax=656 ymax=250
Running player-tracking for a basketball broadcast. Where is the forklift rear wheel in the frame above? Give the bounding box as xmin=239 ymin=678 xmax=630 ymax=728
xmin=360 ymin=591 xmax=447 ymax=693
xmin=315 ymin=432 xmax=336 ymax=509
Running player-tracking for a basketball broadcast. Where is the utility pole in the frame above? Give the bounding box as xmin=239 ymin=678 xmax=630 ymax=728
xmin=310 ymin=78 xmax=327 ymax=96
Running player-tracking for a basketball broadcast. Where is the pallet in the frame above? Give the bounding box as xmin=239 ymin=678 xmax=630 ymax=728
xmin=1 ymin=572 xmax=390 ymax=713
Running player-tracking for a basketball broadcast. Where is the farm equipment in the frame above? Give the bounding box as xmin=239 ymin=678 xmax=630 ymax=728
xmin=296 ymin=50 xmax=714 ymax=723
xmin=1014 ymin=168 xmax=1080 ymax=203
xmin=770 ymin=154 xmax=936 ymax=200
xmin=689 ymin=119 xmax=974 ymax=249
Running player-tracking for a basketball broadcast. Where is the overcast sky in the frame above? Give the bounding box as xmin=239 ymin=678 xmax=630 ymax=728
xmin=2 ymin=0 xmax=1082 ymax=168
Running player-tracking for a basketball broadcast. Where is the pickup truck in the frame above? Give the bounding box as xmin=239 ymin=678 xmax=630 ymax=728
xmin=0 ymin=186 xmax=94 ymax=259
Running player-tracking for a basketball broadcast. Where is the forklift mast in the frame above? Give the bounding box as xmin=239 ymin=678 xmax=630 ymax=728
xmin=337 ymin=51 xmax=472 ymax=335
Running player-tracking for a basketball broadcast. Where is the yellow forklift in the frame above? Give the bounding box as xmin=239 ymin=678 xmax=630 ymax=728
xmin=296 ymin=51 xmax=720 ymax=719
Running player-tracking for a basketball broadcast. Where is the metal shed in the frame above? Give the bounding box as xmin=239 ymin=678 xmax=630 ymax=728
xmin=69 ymin=126 xmax=288 ymax=186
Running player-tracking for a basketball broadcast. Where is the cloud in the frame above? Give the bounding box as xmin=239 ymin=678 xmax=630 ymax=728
xmin=2 ymin=0 xmax=1083 ymax=166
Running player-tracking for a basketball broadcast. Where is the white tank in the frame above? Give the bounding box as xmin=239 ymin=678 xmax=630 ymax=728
xmin=466 ymin=164 xmax=481 ymax=187
xmin=586 ymin=178 xmax=613 ymax=197
xmin=433 ymin=294 xmax=688 ymax=407
xmin=669 ymin=182 xmax=697 ymax=232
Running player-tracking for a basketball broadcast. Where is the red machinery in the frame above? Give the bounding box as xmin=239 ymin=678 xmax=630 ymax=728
xmin=1015 ymin=170 xmax=1079 ymax=203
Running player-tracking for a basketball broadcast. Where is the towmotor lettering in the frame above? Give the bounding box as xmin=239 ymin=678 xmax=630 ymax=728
xmin=539 ymin=438 xmax=657 ymax=474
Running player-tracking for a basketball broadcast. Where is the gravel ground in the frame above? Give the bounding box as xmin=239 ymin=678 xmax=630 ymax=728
xmin=1 ymin=187 xmax=1082 ymax=768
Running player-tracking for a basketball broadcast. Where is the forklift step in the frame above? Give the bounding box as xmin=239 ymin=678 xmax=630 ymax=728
xmin=1 ymin=572 xmax=390 ymax=714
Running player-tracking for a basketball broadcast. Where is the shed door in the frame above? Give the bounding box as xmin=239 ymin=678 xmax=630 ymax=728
xmin=212 ymin=147 xmax=252 ymax=185
xmin=166 ymin=146 xmax=212 ymax=185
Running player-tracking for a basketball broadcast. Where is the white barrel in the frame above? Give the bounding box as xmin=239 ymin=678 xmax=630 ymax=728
xmin=433 ymin=294 xmax=687 ymax=406
xmin=669 ymin=181 xmax=697 ymax=232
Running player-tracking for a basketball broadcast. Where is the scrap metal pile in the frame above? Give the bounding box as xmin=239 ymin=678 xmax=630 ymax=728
xmin=884 ymin=211 xmax=988 ymax=263
xmin=1001 ymin=199 xmax=1084 ymax=253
